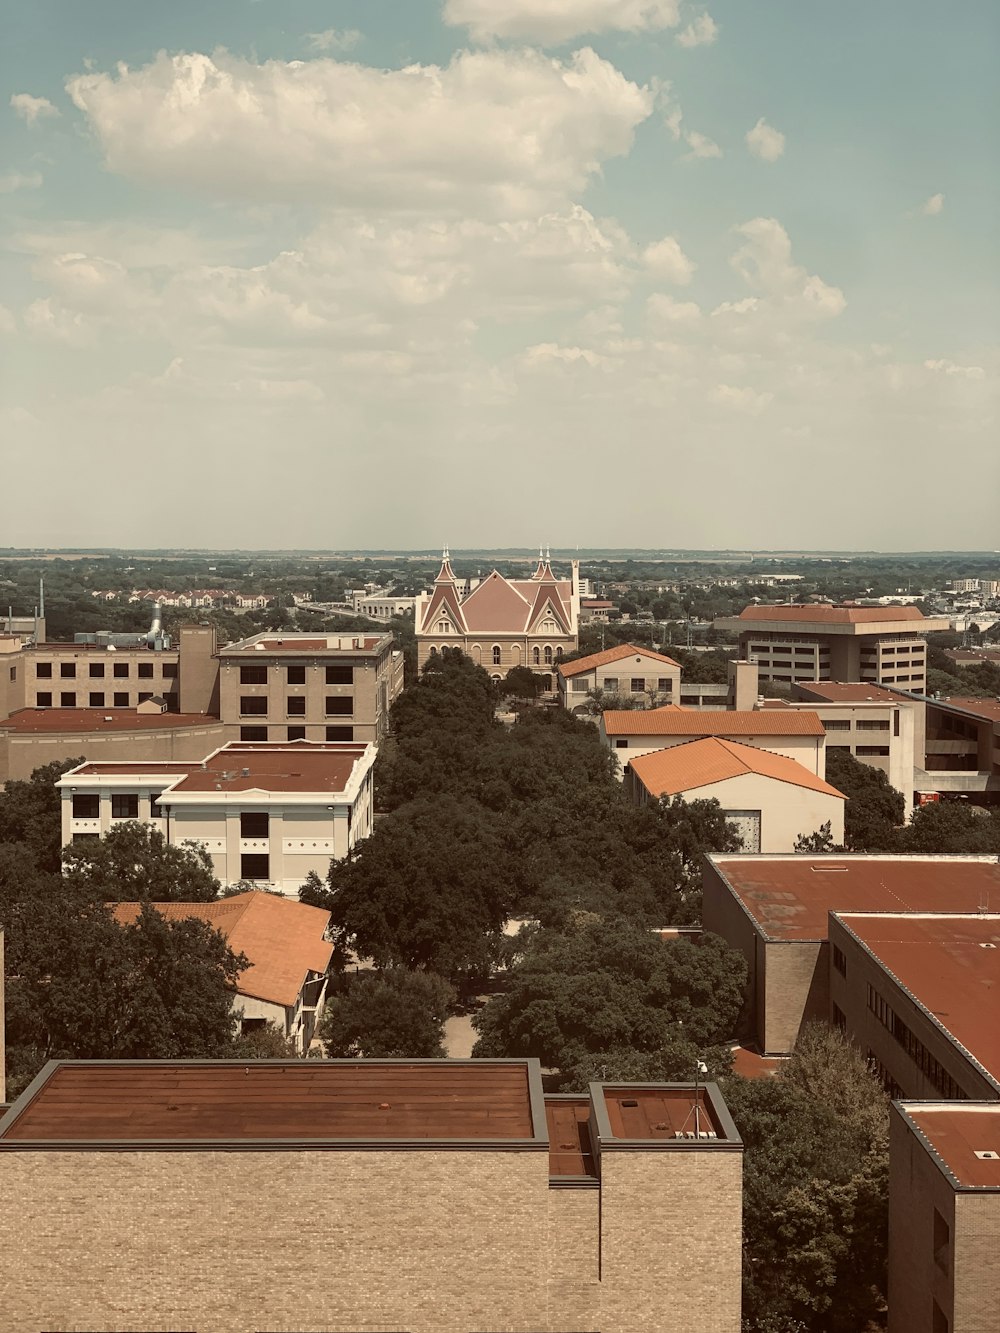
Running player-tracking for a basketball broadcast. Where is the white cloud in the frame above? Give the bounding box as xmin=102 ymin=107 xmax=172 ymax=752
xmin=66 ymin=48 xmax=653 ymax=218
xmin=642 ymin=235 xmax=695 ymax=284
xmin=676 ymin=13 xmax=718 ymax=47
xmin=10 ymin=92 xmax=59 ymax=125
xmin=920 ymin=192 xmax=945 ymax=216
xmin=924 ymin=358 xmax=984 ymax=380
xmin=646 ymin=293 xmax=701 ymax=324
xmin=305 ymin=29 xmax=362 ymax=53
xmin=0 ymin=170 xmax=43 ymax=193
xmin=745 ymin=117 xmax=785 ymax=162
xmin=713 ymin=383 xmax=773 ymax=414
xmin=443 ymin=0 xmax=681 ymax=44
xmin=729 ymin=217 xmax=845 ymax=320
xmin=682 ymin=129 xmax=722 ymax=160
xmin=23 ymin=298 xmax=94 ymax=344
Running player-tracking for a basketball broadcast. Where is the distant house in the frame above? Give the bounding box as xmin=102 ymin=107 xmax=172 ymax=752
xmin=558 ymin=643 xmax=682 ymax=714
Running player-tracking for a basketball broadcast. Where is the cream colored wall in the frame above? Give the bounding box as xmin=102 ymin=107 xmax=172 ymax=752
xmin=680 ymin=773 xmax=844 ymax=852
xmin=607 ymin=730 xmax=822 ymax=774
xmin=6 ymin=721 xmax=226 ymax=785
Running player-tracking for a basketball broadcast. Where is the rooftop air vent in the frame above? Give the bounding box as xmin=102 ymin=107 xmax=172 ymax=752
xmin=974 ymin=1150 xmax=999 ymax=1160
xmin=620 ymin=1099 xmax=639 ymax=1108
xmin=980 ymin=943 xmax=997 ymax=949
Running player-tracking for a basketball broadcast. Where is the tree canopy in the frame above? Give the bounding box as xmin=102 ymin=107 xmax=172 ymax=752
xmin=319 ymin=969 xmax=456 ymax=1058
xmin=61 ymin=821 xmax=221 ymax=902
xmin=0 ymin=756 xmax=84 ymax=873
xmin=824 ymin=750 xmax=905 ymax=851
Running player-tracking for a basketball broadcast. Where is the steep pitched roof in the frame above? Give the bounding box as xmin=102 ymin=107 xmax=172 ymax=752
xmin=110 ymin=893 xmax=333 ymax=1008
xmin=460 ymin=570 xmax=531 ymax=633
xmin=559 ymin=643 xmax=681 ymax=679
xmin=629 ymin=737 xmax=845 ymax=799
xmin=602 ymin=708 xmax=826 ymax=737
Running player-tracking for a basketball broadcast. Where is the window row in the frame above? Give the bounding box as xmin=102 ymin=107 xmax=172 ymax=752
xmin=866 ymin=984 xmax=969 ymax=1100
xmin=37 ymin=692 xmax=162 ymax=708
xmin=36 ymin=661 xmax=174 ymax=680
xmin=240 ymin=725 xmax=353 ymax=742
xmin=239 ymin=664 xmax=352 ymax=685
xmin=240 ymin=696 xmax=353 ymax=717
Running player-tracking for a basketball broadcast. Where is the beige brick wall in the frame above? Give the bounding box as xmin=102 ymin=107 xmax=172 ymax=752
xmin=888 ymin=1108 xmax=956 ymax=1333
xmin=762 ymin=941 xmax=827 ymax=1054
xmin=954 ymin=1193 xmax=1000 ymax=1332
xmin=702 ymin=863 xmax=763 ymax=1046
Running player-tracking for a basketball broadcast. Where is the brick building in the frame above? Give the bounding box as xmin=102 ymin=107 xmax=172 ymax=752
xmin=0 ymin=1059 xmax=743 ymax=1333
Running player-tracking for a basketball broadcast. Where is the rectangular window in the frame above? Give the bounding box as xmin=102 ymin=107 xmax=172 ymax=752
xmin=72 ymin=793 xmax=100 ymax=819
xmin=630 ymin=677 xmax=645 ymax=692
xmin=287 ymin=725 xmax=306 ymax=741
xmin=857 ymin=746 xmax=890 ymax=756
xmin=240 ymin=726 xmax=268 ymax=741
xmin=856 ymin=719 xmax=890 ymax=732
xmin=326 ymin=725 xmax=353 ymax=741
xmin=240 ymin=852 xmax=270 ymax=881
xmin=571 ymin=678 xmax=590 ymax=692
xmin=933 ymin=1209 xmax=950 ymax=1275
xmin=240 ymin=696 xmax=268 ymax=716
xmin=326 ymin=696 xmax=353 ymax=716
xmin=114 ymin=691 xmax=129 ymax=707
xmin=240 ymin=812 xmax=269 ymax=839
xmin=827 ymin=745 xmax=851 ymax=753
xmin=113 ymin=662 xmax=129 ymax=678
xmin=36 ymin=661 xmax=52 ymax=679
xmin=326 ymin=664 xmax=353 ymax=685
xmin=833 ymin=944 xmax=847 ymax=978
xmin=287 ymin=696 xmax=306 ymax=716
xmin=111 ymin=793 xmax=139 ymax=820
xmin=137 ymin=692 xmax=153 ymax=704
xmin=36 ymin=691 xmax=52 ymax=707
xmin=72 ymin=832 xmax=100 ymax=845
xmin=604 ymin=676 xmax=618 ymax=691
xmin=89 ymin=663 xmax=105 ymax=679
xmin=60 ymin=662 xmax=76 ymax=679
xmin=615 ymin=738 xmax=628 ymax=749
xmin=149 ymin=793 xmax=165 ymax=818
xmin=894 ymin=712 xmax=900 ymax=737
xmin=287 ymin=665 xmax=306 ymax=684
xmin=89 ymin=692 xmax=105 ymax=707
xmin=832 ymin=1003 xmax=846 ymax=1033
xmin=137 ymin=662 xmax=154 ymax=679
xmin=162 ymin=662 xmax=178 ymax=679
xmin=240 ymin=664 xmax=268 ymax=685
xmin=656 ymin=677 xmax=673 ymax=693
xmin=60 ymin=691 xmax=76 ymax=707
xmin=823 ymin=720 xmax=851 ymax=732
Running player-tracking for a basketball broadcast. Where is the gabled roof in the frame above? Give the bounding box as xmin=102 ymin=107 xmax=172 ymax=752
xmin=602 ymin=708 xmax=825 ymax=738
xmin=460 ymin=571 xmax=530 ymax=632
xmin=629 ymin=737 xmax=845 ymax=799
xmin=110 ymin=892 xmax=333 ymax=1008
xmin=523 ymin=578 xmax=572 ymax=636
xmin=418 ymin=580 xmax=468 ymax=634
xmin=559 ymin=643 xmax=681 ymax=679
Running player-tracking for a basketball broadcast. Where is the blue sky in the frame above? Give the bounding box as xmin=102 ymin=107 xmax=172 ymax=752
xmin=2 ymin=1 xmax=998 ymax=549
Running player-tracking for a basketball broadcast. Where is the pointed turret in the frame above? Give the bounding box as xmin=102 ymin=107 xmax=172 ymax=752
xmin=532 ymin=546 xmax=546 ymax=579
xmin=436 ymin=545 xmax=458 ymax=585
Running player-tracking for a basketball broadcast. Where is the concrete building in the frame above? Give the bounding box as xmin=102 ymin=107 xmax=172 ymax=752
xmin=792 ymin=680 xmax=918 ymax=807
xmin=917 ymin=696 xmax=1000 ymax=804
xmin=625 ymin=738 xmax=845 ymax=852
xmin=0 ymin=1059 xmax=744 ymax=1333
xmin=714 ymin=604 xmax=950 ymax=693
xmin=600 ymin=707 xmax=828 ymax=776
xmin=889 ymin=1101 xmax=1000 ymax=1333
xmin=351 ymin=592 xmax=418 ymax=620
xmin=415 ymin=549 xmax=580 ymax=684
xmin=558 ymin=643 xmax=682 ymax=713
xmin=57 ymin=740 xmax=376 ymax=896
xmin=110 ymin=892 xmax=334 ymax=1052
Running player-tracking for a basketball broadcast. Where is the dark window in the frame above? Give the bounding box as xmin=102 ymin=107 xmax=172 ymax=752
xmin=824 ymin=720 xmax=851 ymax=732
xmin=287 ymin=696 xmax=306 ymax=716
xmin=326 ymin=725 xmax=353 ymax=741
xmin=287 ymin=665 xmax=306 ymax=685
xmin=241 ymin=696 xmax=268 ymax=716
xmin=36 ymin=692 xmax=52 ymax=707
xmin=241 ymin=726 xmax=268 ymax=741
xmin=832 ymin=1003 xmax=846 ymax=1032
xmin=137 ymin=692 xmax=153 ymax=704
xmin=149 ymin=792 xmax=165 ymax=817
xmin=933 ymin=1209 xmax=950 ymax=1275
xmin=72 ymin=794 xmax=100 ymax=819
xmin=36 ymin=661 xmax=52 ymax=679
xmin=287 ymin=726 xmax=306 ymax=741
xmin=856 ymin=719 xmax=890 ymax=732
xmin=162 ymin=662 xmax=178 ymax=678
xmin=657 ymin=677 xmax=673 ymax=692
xmin=240 ymin=664 xmax=268 ymax=685
xmin=72 ymin=832 xmax=100 ymax=845
xmin=60 ymin=662 xmax=76 ymax=678
xmin=60 ymin=691 xmax=76 ymax=707
xmin=114 ymin=692 xmax=129 ymax=707
xmin=857 ymin=745 xmax=890 ymax=757
xmin=113 ymin=662 xmax=129 ymax=678
xmin=326 ymin=697 xmax=352 ymax=716
xmin=89 ymin=663 xmax=105 ymax=678
xmin=241 ymin=812 xmax=269 ymax=839
xmin=833 ymin=944 xmax=847 ymax=977
xmin=112 ymin=793 xmax=139 ymax=820
xmin=240 ymin=852 xmax=270 ymax=881
xmin=492 ymin=646 xmax=502 ymax=666
xmin=89 ymin=692 xmax=105 ymax=707
xmin=630 ymin=677 xmax=645 ymax=692
xmin=615 ymin=739 xmax=628 ymax=749
xmin=326 ymin=664 xmax=353 ymax=685
xmin=894 ymin=711 xmax=900 ymax=737
xmin=933 ymin=1299 xmax=949 ymax=1333
xmin=137 ymin=662 xmax=154 ymax=679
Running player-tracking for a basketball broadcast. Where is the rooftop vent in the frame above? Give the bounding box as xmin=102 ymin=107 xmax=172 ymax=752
xmin=812 ymin=865 xmax=849 ymax=872
xmin=621 ymin=1099 xmax=639 ymax=1108
xmin=979 ymin=943 xmax=997 ymax=949
xmin=974 ymin=1150 xmax=999 ymax=1160
xmin=241 ymin=768 xmax=250 ymax=778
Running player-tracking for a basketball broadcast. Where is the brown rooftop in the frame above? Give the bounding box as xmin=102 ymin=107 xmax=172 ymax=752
xmin=220 ymin=635 xmax=383 ymax=654
xmin=930 ymin=697 xmax=1000 ymax=725
xmin=736 ymin=604 xmax=929 ymax=625
xmin=0 ymin=709 xmax=218 ymax=734
xmin=602 ymin=708 xmax=824 ymax=737
xmin=711 ymin=855 xmax=1000 ymax=942
xmin=836 ymin=913 xmax=1000 ymax=1085
xmin=629 ymin=736 xmax=844 ymax=800
xmin=902 ymin=1105 xmax=1000 ymax=1189
xmin=795 ymin=681 xmax=908 ymax=704
xmin=68 ymin=741 xmax=371 ymax=795
xmin=559 ymin=642 xmax=681 ymax=678
xmin=600 ymin=1087 xmax=722 ymax=1141
xmin=545 ymin=1097 xmax=597 ymax=1179
xmin=0 ymin=1062 xmax=542 ymax=1145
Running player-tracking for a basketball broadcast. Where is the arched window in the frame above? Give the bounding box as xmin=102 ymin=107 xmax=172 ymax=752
xmin=492 ymin=645 xmax=502 ymax=666
xmin=544 ymin=645 xmax=553 ymax=665
xmin=532 ymin=647 xmax=540 ymax=666
xmin=556 ymin=646 xmax=563 ymax=660
xmin=429 ymin=646 xmax=438 ymax=656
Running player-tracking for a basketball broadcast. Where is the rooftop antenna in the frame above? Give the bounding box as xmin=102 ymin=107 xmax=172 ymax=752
xmin=39 ymin=577 xmax=44 ymax=620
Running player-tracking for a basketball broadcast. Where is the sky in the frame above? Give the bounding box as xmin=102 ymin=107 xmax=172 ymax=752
xmin=2 ymin=0 xmax=998 ymax=551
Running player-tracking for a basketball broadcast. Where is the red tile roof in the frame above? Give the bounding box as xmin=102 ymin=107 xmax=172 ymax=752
xmin=559 ymin=642 xmax=681 ymax=678
xmin=710 ymin=855 xmax=1000 ymax=942
xmin=602 ymin=708 xmax=825 ymax=738
xmin=629 ymin=737 xmax=844 ymax=799
xmin=0 ymin=709 xmax=219 ymax=734
xmin=110 ymin=892 xmax=333 ymax=1008
xmin=902 ymin=1105 xmax=1000 ymax=1188
xmin=736 ymin=604 xmax=929 ymax=624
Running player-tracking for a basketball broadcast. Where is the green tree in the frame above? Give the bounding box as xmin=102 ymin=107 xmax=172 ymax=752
xmin=900 ymin=801 xmax=1000 ymax=854
xmin=824 ymin=750 xmax=904 ymax=852
xmin=319 ymin=969 xmax=456 ymax=1057
xmin=61 ymin=821 xmax=220 ymax=901
xmin=498 ymin=665 xmax=547 ymax=699
xmin=0 ymin=756 xmax=84 ymax=873
xmin=794 ymin=822 xmax=841 ymax=853
xmin=472 ymin=917 xmax=747 ymax=1088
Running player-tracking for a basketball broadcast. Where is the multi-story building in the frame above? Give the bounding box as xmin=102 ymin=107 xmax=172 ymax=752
xmin=216 ymin=630 xmax=403 ymax=745
xmin=57 ymin=740 xmax=376 ymax=895
xmin=558 ymin=642 xmax=682 ymax=713
xmin=414 ymin=549 xmax=580 ymax=684
xmin=599 ymin=707 xmax=828 ymax=776
xmin=791 ymin=680 xmax=918 ymax=807
xmin=917 ymin=696 xmax=1000 ymax=804
xmin=0 ymin=1058 xmax=743 ymax=1333
xmin=713 ymin=605 xmax=950 ymax=693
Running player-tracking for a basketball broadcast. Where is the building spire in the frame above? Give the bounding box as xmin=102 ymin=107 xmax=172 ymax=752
xmin=435 ymin=546 xmax=457 ymax=584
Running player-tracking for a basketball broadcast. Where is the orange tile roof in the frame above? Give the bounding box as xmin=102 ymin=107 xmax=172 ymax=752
xmin=737 ymin=604 xmax=928 ymax=624
xmin=602 ymin=708 xmax=825 ymax=737
xmin=110 ymin=892 xmax=333 ymax=1008
xmin=629 ymin=737 xmax=844 ymax=799
xmin=559 ymin=642 xmax=681 ymax=678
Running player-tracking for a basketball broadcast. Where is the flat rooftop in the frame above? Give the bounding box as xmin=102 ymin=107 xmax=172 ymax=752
xmin=0 ymin=1062 xmax=543 ymax=1145
xmin=901 ymin=1104 xmax=1000 ymax=1189
xmin=602 ymin=708 xmax=824 ymax=738
xmin=723 ymin=604 xmax=941 ymax=628
xmin=709 ymin=855 xmax=1000 ymax=942
xmin=930 ymin=697 xmax=1000 ymax=726
xmin=835 ymin=913 xmax=1000 ymax=1085
xmin=220 ymin=633 xmax=386 ymax=655
xmin=795 ymin=681 xmax=907 ymax=704
xmin=545 ymin=1097 xmax=597 ymax=1179
xmin=0 ymin=709 xmax=218 ymax=734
